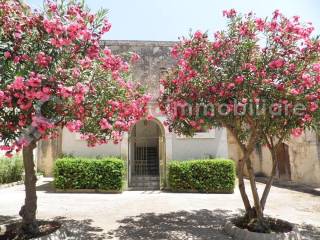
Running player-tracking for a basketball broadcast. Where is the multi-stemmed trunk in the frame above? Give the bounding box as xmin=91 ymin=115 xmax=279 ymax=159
xmin=260 ymin=136 xmax=282 ymax=211
xmin=19 ymin=140 xmax=39 ymax=235
xmin=229 ymin=126 xmax=286 ymax=232
xmin=228 ymin=126 xmax=271 ymax=232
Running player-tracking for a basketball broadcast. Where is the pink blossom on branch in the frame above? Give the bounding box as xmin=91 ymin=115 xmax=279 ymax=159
xmin=0 ymin=0 xmax=149 ymax=154
xmin=159 ymin=8 xmax=320 ymax=146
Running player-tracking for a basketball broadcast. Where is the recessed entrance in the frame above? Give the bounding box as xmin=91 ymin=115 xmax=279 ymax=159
xmin=128 ymin=119 xmax=165 ymax=190
xmin=277 ymin=143 xmax=291 ymax=181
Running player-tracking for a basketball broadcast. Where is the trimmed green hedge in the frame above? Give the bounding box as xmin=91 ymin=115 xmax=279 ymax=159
xmin=0 ymin=156 xmax=23 ymax=184
xmin=168 ymin=159 xmax=236 ymax=193
xmin=54 ymin=157 xmax=124 ymax=191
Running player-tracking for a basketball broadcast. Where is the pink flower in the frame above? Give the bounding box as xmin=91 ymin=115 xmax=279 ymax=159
xmin=147 ymin=114 xmax=154 ymax=120
xmin=171 ymin=45 xmax=179 ymax=58
xmin=74 ymin=94 xmax=84 ymax=104
xmin=99 ymin=118 xmax=112 ymax=130
xmin=115 ymin=120 xmax=125 ymax=129
xmin=72 ymin=68 xmax=80 ymax=78
xmin=130 ymin=53 xmax=140 ymax=63
xmin=227 ymin=83 xmax=235 ymax=89
xmin=290 ymin=89 xmax=299 ymax=95
xmin=4 ymin=51 xmax=11 ymax=59
xmin=14 ymin=32 xmax=22 ymax=39
xmin=48 ymin=2 xmax=57 ymax=12
xmin=66 ymin=120 xmax=82 ymax=132
xmin=0 ymin=146 xmax=12 ymax=151
xmin=255 ymin=18 xmax=265 ymax=31
xmin=13 ymin=56 xmax=21 ymax=64
xmin=223 ymin=9 xmax=237 ymax=18
xmin=103 ymin=47 xmax=111 ymax=56
xmin=36 ymin=52 xmax=52 ymax=68
xmin=79 ymin=57 xmax=92 ymax=69
xmin=273 ymin=10 xmax=281 ymax=19
xmin=235 ymin=76 xmax=244 ymax=84
xmin=0 ymin=90 xmax=4 ymax=100
xmin=11 ymin=76 xmax=25 ymax=90
xmin=183 ymin=48 xmax=193 ymax=59
xmin=101 ymin=19 xmax=112 ymax=33
xmin=59 ymin=86 xmax=72 ymax=98
xmin=269 ymin=59 xmax=285 ymax=69
xmin=194 ymin=30 xmax=203 ymax=39
xmin=254 ymin=98 xmax=260 ymax=104
xmin=27 ymin=74 xmax=42 ymax=87
xmin=243 ymin=63 xmax=257 ymax=72
xmin=309 ymin=102 xmax=318 ymax=112
xmin=190 ymin=121 xmax=198 ymax=128
xmin=291 ymin=128 xmax=303 ymax=137
xmin=31 ymin=116 xmax=53 ymax=134
xmin=302 ymin=114 xmax=312 ymax=123
xmin=5 ymin=152 xmax=13 ymax=158
xmin=312 ymin=63 xmax=320 ymax=72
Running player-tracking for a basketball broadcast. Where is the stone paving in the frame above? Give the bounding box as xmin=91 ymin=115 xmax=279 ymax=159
xmin=0 ymin=178 xmax=319 ymax=239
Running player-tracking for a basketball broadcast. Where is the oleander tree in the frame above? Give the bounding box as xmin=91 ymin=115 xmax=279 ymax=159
xmin=0 ymin=0 xmax=149 ymax=235
xmin=159 ymin=9 xmax=320 ymax=231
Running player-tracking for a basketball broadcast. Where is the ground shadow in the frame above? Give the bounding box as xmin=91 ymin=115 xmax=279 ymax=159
xmin=0 ymin=216 xmax=107 ymax=240
xmin=107 ymin=209 xmax=320 ymax=240
xmin=0 ymin=216 xmax=17 ymax=225
xmin=36 ymin=180 xmax=56 ymax=193
xmin=255 ymin=177 xmax=320 ymax=197
xmin=41 ymin=217 xmax=107 ymax=240
xmin=299 ymin=224 xmax=320 ymax=240
xmin=106 ymin=209 xmax=234 ymax=240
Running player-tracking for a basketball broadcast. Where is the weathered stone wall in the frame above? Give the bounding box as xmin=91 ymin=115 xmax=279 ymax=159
xmin=37 ymin=129 xmax=62 ymax=176
xmin=101 ymin=40 xmax=177 ymax=99
xmin=227 ymin=130 xmax=320 ymax=187
xmin=286 ymin=131 xmax=320 ymax=186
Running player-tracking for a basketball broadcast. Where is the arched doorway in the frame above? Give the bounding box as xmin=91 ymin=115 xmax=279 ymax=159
xmin=128 ymin=119 xmax=165 ymax=190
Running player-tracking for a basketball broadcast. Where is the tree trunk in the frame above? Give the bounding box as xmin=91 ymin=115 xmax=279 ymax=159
xmin=226 ymin=125 xmax=271 ymax=231
xmin=260 ymin=146 xmax=278 ymax=210
xmin=19 ymin=140 xmax=38 ymax=235
xmin=237 ymin=152 xmax=253 ymax=216
xmin=245 ymin=156 xmax=263 ymax=219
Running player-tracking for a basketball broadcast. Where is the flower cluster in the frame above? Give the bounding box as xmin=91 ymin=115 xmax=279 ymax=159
xmin=0 ymin=0 xmax=149 ymax=156
xmin=159 ymin=9 xmax=320 ymax=140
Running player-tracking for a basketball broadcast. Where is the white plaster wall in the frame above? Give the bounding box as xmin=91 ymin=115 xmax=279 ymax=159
xmin=287 ymin=132 xmax=320 ymax=186
xmin=61 ymin=128 xmax=121 ymax=157
xmin=172 ymin=128 xmax=229 ymax=160
xmin=61 ymin=120 xmax=229 ymax=162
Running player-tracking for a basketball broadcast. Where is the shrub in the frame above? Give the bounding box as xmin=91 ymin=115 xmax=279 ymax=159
xmin=0 ymin=156 xmax=24 ymax=184
xmin=54 ymin=157 xmax=124 ymax=191
xmin=168 ymin=159 xmax=236 ymax=193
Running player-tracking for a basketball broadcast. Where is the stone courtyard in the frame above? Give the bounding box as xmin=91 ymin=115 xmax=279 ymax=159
xmin=0 ymin=178 xmax=319 ymax=239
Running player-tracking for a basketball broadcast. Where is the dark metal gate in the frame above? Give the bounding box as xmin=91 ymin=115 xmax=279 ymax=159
xmin=129 ymin=137 xmax=161 ymax=190
xmin=131 ymin=137 xmax=159 ymax=176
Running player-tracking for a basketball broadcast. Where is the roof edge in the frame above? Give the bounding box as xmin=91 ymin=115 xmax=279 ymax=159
xmin=101 ymin=40 xmax=178 ymax=47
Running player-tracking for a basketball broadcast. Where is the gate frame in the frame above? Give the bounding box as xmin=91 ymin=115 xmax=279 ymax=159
xmin=128 ymin=119 xmax=166 ymax=189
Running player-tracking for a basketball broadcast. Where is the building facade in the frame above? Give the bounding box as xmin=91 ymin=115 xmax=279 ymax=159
xmin=36 ymin=40 xmax=320 ymax=188
xmin=37 ymin=40 xmax=229 ymax=189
